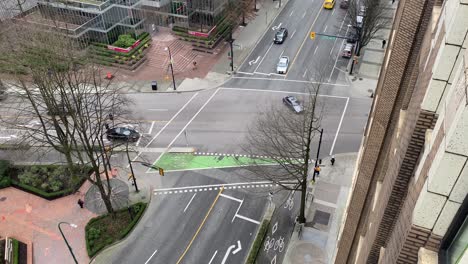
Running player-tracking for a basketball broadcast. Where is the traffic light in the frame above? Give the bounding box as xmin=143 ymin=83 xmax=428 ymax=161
xmin=158 ymin=167 xmax=164 ymax=176
xmin=310 ymin=32 xmax=316 ymax=40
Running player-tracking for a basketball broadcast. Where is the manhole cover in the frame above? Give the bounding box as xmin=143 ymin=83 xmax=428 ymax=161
xmin=0 ymin=197 xmax=6 ymax=202
xmin=312 ymin=210 xmax=330 ymax=226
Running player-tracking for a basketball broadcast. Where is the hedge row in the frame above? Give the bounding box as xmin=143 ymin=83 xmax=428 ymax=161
xmin=11 ymin=180 xmax=81 ymax=200
xmin=0 ymin=160 xmax=11 ymax=189
xmin=245 ymin=220 xmax=270 ymax=264
xmin=89 ymin=36 xmax=151 ymax=59
xmin=85 ymin=202 xmax=147 ymax=257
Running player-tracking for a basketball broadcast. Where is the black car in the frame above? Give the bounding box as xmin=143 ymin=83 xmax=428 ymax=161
xmin=274 ymin=28 xmax=288 ymax=44
xmin=346 ymin=31 xmax=358 ymax=43
xmin=340 ymin=0 xmax=349 ymax=9
xmin=283 ymin=96 xmax=304 ymax=113
xmin=106 ymin=126 xmax=140 ymax=142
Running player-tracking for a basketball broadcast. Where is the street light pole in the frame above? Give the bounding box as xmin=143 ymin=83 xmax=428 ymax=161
xmin=312 ymin=128 xmax=324 ymax=182
xmin=165 ymin=47 xmax=177 ymax=90
xmin=126 ymin=141 xmax=139 ymax=192
xmin=227 ymin=30 xmax=234 ymax=72
xmin=58 ymin=222 xmax=78 ymax=264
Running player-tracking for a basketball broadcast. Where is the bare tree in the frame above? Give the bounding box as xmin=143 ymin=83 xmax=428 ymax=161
xmin=347 ymin=0 xmax=391 ymax=54
xmin=0 ymin=24 xmax=130 ymax=216
xmin=241 ymin=82 xmax=324 ymax=224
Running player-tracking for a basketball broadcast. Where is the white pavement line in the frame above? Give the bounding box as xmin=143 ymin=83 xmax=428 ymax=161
xmin=208 ymin=251 xmax=218 ymax=264
xmin=303 ymin=69 xmax=308 ymax=78
xmin=220 ymin=193 xmax=243 ymax=203
xmin=302 ymin=11 xmax=306 ymax=18
xmin=144 ymin=249 xmax=158 ymax=264
xmin=148 ymin=109 xmax=168 ymax=111
xmin=236 ymin=71 xmax=255 ymax=75
xmin=279 ymin=50 xmax=284 ymax=59
xmin=290 ymin=10 xmax=294 ymax=16
xmin=254 ymin=42 xmax=274 ymax=72
xmin=314 ymin=46 xmax=318 ymax=55
xmin=235 ymin=214 xmax=261 ymax=225
xmin=148 ymin=121 xmax=155 ymax=134
xmin=330 ymin=97 xmax=349 ymax=155
xmin=324 ymin=25 xmax=328 ymax=33
xmin=332 ymin=7 xmax=336 ymax=15
xmin=232 ymin=199 xmax=244 ymax=222
xmin=314 ymin=198 xmax=338 ymax=208
xmin=184 ymin=193 xmax=197 ymax=212
xmin=229 ymin=77 xmax=350 ymax=86
xmin=253 ymin=71 xmax=271 ymax=76
xmin=132 ymin=92 xmax=199 ymax=162
xmin=328 ymin=24 xmax=349 ymax=82
xmin=153 ymin=181 xmax=273 ymax=192
xmin=135 ymin=136 xmax=142 ymax=147
xmin=152 ymin=89 xmax=220 ymax=166
xmin=221 ymin=87 xmax=350 ymax=99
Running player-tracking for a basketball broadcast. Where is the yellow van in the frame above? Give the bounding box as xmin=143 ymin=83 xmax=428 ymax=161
xmin=323 ymin=0 xmax=335 ymax=9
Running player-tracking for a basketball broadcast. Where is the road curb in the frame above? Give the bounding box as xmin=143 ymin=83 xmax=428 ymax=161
xmin=244 ymin=202 xmax=276 ymax=264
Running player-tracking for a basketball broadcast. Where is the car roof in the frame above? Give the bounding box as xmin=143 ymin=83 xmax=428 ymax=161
xmin=325 ymin=0 xmax=333 ymax=2
xmin=280 ymin=56 xmax=289 ymax=60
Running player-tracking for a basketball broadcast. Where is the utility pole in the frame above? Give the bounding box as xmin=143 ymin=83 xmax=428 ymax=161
xmin=165 ymin=47 xmax=176 ymax=90
xmin=312 ymin=128 xmax=324 ymax=182
xmin=227 ymin=30 xmax=234 ymax=72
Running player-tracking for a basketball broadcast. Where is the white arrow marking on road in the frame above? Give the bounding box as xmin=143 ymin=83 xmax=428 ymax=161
xmin=271 ymin=255 xmax=277 ymax=264
xmin=233 ymin=241 xmax=242 ymax=254
xmin=249 ymin=56 xmax=261 ymax=65
xmin=221 ymin=241 xmax=242 ymax=264
xmin=271 ymin=22 xmax=282 ymax=31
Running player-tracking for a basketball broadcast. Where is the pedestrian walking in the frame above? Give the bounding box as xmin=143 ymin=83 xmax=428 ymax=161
xmin=104 ymin=123 xmax=109 ymax=130
xmin=192 ymin=61 xmax=197 ymax=70
xmin=331 ymin=155 xmax=336 ymax=166
xmin=392 ymin=0 xmax=395 ymax=4
xmin=314 ymin=165 xmax=321 ymax=177
xmin=77 ymin=199 xmax=84 ymax=208
xmin=382 ymin=39 xmax=387 ymax=49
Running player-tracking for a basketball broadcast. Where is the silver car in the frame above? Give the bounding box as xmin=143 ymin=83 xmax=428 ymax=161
xmin=277 ymin=56 xmax=289 ymax=74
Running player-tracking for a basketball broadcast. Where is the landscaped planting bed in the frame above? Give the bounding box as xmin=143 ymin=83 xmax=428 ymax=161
xmin=85 ymin=202 xmax=147 ymax=257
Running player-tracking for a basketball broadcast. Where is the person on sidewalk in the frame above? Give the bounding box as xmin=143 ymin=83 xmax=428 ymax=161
xmin=77 ymin=199 xmax=84 ymax=209
xmin=314 ymin=165 xmax=321 ymax=177
xmin=331 ymin=155 xmax=335 ymax=166
xmin=192 ymin=61 xmax=197 ymax=70
xmin=382 ymin=39 xmax=387 ymax=49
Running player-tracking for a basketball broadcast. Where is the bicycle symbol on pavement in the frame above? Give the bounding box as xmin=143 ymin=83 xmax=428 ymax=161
xmin=284 ymin=190 xmax=295 ymax=211
xmin=264 ymin=236 xmax=285 ymax=253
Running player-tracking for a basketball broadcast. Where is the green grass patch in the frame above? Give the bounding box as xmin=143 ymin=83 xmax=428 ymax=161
xmin=246 ymin=220 xmax=270 ymax=264
xmin=85 ymin=202 xmax=147 ymax=257
xmin=154 ymin=153 xmax=277 ymax=171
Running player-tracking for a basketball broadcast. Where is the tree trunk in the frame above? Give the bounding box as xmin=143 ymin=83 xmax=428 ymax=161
xmin=298 ymin=180 xmax=307 ymax=223
xmin=93 ymin=170 xmax=115 ymax=216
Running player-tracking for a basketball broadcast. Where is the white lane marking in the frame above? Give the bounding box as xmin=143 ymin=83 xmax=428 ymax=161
xmin=233 ymin=241 xmax=242 ymax=254
xmin=153 ymin=181 xmax=288 ymax=192
xmin=303 ymin=69 xmax=308 ymax=78
xmin=314 ymin=198 xmax=338 ymax=208
xmin=236 ymin=71 xmax=255 ymax=75
xmin=135 ymin=136 xmax=142 ymax=147
xmin=221 ymin=244 xmax=237 ymax=264
xmin=290 ymin=29 xmax=296 ymax=39
xmin=302 ymin=11 xmax=306 ymax=18
xmin=144 ymin=249 xmax=158 ymax=264
xmin=149 ymin=89 xmax=221 ymax=168
xmin=253 ymin=71 xmax=272 ymax=76
xmin=279 ymin=50 xmax=284 ymax=59
xmin=254 ymin=42 xmax=274 ymax=72
xmin=148 ymin=121 xmax=155 ymax=134
xmin=332 ymin=7 xmax=336 ymax=15
xmin=314 ymin=46 xmax=318 ymax=55
xmin=231 ymin=76 xmax=350 ymax=86
xmin=220 ymin=193 xmax=243 ymax=203
xmin=330 ymin=97 xmax=349 ymax=155
xmin=221 ymin=87 xmax=350 ymax=99
xmin=324 ymin=25 xmax=328 ymax=33
xmin=328 ymin=25 xmax=350 ymax=82
xmin=235 ymin=214 xmax=261 ymax=225
xmin=208 ymin=251 xmax=218 ymax=264
xmin=248 ymin=56 xmax=261 ymax=65
xmin=132 ymin=93 xmax=199 ymax=163
xmin=152 ymin=163 xmax=280 ymax=173
xmin=148 ymin=109 xmax=168 ymax=111
xmin=290 ymin=10 xmax=294 ymax=16
xmin=184 ymin=193 xmax=197 ymax=212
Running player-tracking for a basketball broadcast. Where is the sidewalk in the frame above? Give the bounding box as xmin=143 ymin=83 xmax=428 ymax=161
xmin=282 ymin=153 xmax=358 ymax=264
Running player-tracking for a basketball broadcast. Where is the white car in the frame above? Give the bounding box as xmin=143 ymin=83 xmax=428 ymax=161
xmin=277 ymin=56 xmax=290 ymax=74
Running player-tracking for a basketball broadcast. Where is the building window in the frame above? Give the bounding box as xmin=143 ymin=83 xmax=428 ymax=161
xmin=440 ymin=197 xmax=468 ymax=264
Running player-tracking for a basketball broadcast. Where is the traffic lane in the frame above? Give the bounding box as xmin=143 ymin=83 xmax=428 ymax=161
xmin=181 ymin=190 xmax=267 ymax=264
xmin=96 ymin=189 xmax=219 ymax=263
xmin=237 ymin=0 xmax=297 ymax=73
xmin=239 ymin=0 xmax=320 ymax=74
xmin=256 ymin=190 xmax=300 ymax=264
xmin=143 ymin=89 xmax=218 ymax=149
xmin=169 ymin=88 xmax=345 ymax=156
xmin=253 ymin=2 xmax=323 ymax=75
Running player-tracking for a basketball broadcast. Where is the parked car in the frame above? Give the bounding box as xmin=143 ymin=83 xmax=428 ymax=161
xmin=274 ymin=28 xmax=288 ymax=44
xmin=340 ymin=0 xmax=349 ymax=9
xmin=342 ymin=43 xmax=354 ymax=58
xmin=346 ymin=31 xmax=358 ymax=43
xmin=106 ymin=126 xmax=140 ymax=142
xmin=277 ymin=56 xmax=290 ymax=74
xmin=323 ymin=0 xmax=335 ymax=9
xmin=356 ymin=15 xmax=363 ymax=28
xmin=283 ymin=96 xmax=304 ymax=113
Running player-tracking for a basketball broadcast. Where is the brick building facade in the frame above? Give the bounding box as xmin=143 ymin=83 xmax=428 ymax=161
xmin=333 ymin=0 xmax=468 ymax=262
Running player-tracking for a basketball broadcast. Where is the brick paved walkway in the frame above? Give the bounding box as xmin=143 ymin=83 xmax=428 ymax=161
xmin=0 ymin=181 xmax=96 ymax=264
xmin=114 ymin=28 xmax=227 ymax=82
